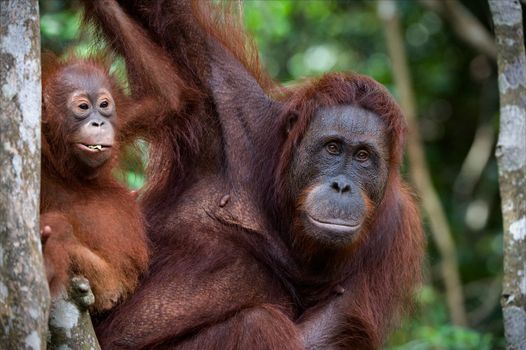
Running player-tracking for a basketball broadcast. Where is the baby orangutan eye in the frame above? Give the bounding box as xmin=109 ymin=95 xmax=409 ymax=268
xmin=355 ymin=149 xmax=369 ymax=162
xmin=79 ymin=103 xmax=89 ymax=110
xmin=100 ymin=101 xmax=109 ymax=108
xmin=326 ymin=142 xmax=341 ymax=155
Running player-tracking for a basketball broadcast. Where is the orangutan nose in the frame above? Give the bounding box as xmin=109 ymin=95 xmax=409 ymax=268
xmin=330 ymin=175 xmax=351 ymax=194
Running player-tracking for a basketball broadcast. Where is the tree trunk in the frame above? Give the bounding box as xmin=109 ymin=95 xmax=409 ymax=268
xmin=488 ymin=0 xmax=526 ymax=349
xmin=0 ymin=0 xmax=50 ymax=348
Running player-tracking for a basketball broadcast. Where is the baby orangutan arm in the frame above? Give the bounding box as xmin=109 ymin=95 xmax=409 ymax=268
xmin=84 ymin=0 xmax=196 ymax=143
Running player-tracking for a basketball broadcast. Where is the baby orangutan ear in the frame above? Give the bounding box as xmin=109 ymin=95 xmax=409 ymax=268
xmin=286 ymin=111 xmax=299 ymax=134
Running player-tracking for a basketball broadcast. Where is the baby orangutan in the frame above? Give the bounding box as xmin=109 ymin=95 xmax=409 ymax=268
xmin=40 ymin=56 xmax=150 ymax=313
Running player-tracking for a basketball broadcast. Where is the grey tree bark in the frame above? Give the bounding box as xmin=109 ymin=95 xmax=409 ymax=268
xmin=0 ymin=0 xmax=50 ymax=348
xmin=48 ymin=277 xmax=101 ymax=350
xmin=488 ymin=0 xmax=526 ymax=349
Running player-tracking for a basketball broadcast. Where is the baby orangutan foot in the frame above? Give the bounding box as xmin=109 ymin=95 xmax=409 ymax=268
xmin=69 ymin=276 xmax=95 ymax=310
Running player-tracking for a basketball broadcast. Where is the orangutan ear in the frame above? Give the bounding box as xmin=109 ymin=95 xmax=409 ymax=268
xmin=286 ymin=111 xmax=298 ymax=134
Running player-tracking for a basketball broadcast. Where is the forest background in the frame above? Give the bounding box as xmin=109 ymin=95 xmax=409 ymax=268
xmin=39 ymin=1 xmax=509 ymax=348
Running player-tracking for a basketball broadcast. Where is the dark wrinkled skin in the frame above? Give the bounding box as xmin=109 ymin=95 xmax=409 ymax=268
xmin=289 ymin=105 xmax=389 ymax=247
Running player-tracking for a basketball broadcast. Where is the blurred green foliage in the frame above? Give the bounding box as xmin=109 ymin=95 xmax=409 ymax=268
xmin=40 ymin=0 xmax=504 ymax=348
xmin=389 ymin=286 xmax=502 ymax=349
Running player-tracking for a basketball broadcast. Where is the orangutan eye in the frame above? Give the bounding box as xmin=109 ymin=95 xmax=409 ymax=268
xmin=100 ymin=101 xmax=109 ymax=108
xmin=326 ymin=142 xmax=341 ymax=155
xmin=355 ymin=149 xmax=369 ymax=162
xmin=79 ymin=103 xmax=89 ymax=110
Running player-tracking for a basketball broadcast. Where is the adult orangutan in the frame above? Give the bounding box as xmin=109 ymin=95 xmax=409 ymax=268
xmin=40 ymin=45 xmax=185 ymax=313
xmin=84 ymin=1 xmax=424 ymax=348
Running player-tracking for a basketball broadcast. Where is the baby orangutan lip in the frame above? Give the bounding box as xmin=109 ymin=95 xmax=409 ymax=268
xmin=307 ymin=214 xmax=361 ymax=233
xmin=76 ymin=143 xmax=112 ymax=152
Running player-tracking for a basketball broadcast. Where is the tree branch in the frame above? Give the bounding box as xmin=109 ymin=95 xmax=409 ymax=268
xmin=48 ymin=276 xmax=101 ymax=350
xmin=377 ymin=0 xmax=468 ymax=327
xmin=420 ymin=0 xmax=496 ymax=59
xmin=453 ymin=80 xmax=497 ymax=201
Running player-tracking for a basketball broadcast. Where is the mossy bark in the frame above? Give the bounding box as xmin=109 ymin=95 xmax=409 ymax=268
xmin=48 ymin=277 xmax=101 ymax=350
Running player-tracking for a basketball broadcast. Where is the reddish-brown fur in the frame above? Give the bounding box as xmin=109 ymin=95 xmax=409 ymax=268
xmin=271 ymin=75 xmax=424 ymax=348
xmin=40 ymin=53 xmax=178 ymax=313
xmin=83 ymin=1 xmax=424 ymax=348
xmin=41 ymin=3 xmax=193 ymax=311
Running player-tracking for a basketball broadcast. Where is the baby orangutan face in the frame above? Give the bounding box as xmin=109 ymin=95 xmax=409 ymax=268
xmin=68 ymin=85 xmax=116 ymax=168
xmin=44 ymin=62 xmax=118 ymax=171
